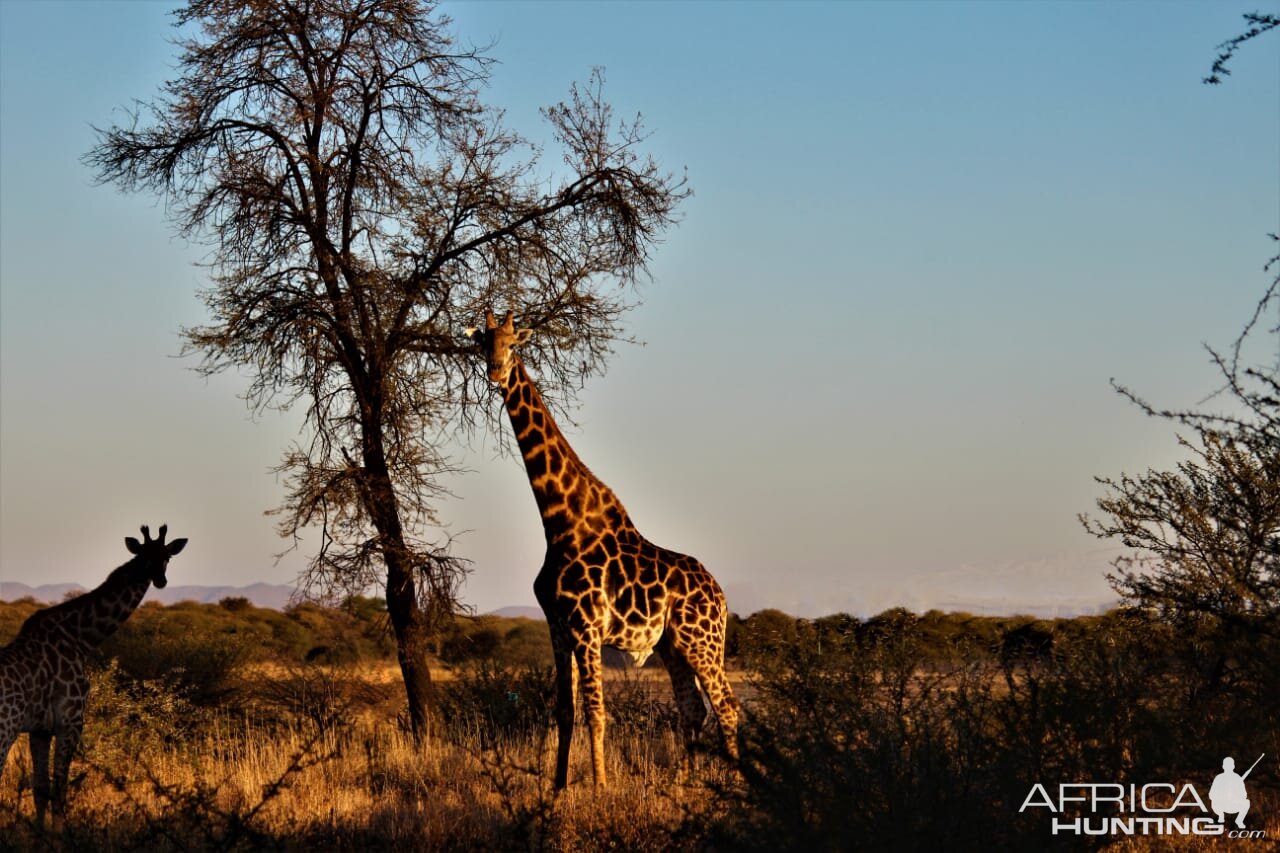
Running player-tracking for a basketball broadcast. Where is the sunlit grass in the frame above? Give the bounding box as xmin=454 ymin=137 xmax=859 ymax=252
xmin=0 ymin=667 xmax=730 ymax=850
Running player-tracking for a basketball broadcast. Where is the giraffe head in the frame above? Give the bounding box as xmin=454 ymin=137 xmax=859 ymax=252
xmin=465 ymin=309 xmax=532 ymax=386
xmin=123 ymin=524 xmax=187 ymax=589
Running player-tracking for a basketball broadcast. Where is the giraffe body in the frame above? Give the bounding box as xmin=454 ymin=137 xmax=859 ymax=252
xmin=471 ymin=311 xmax=738 ymax=788
xmin=0 ymin=525 xmax=186 ymax=830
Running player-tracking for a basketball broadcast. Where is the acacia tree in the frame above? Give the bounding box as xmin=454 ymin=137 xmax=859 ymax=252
xmin=88 ymin=0 xmax=686 ymax=737
xmin=1080 ymin=285 xmax=1279 ymax=701
xmin=1082 ymin=15 xmax=1280 ymax=700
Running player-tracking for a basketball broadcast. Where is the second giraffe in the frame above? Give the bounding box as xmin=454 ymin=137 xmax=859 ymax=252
xmin=468 ymin=310 xmax=739 ymax=788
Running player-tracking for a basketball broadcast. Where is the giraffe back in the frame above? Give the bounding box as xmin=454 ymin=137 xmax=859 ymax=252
xmin=536 ymin=523 xmax=730 ymax=666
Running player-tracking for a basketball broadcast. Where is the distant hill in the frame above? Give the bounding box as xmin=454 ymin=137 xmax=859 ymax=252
xmin=1 ymin=581 xmax=297 ymax=610
xmin=1 ymin=582 xmax=551 ymax=618
xmin=488 ymin=605 xmax=544 ymax=620
xmin=0 ymin=583 xmax=87 ymax=603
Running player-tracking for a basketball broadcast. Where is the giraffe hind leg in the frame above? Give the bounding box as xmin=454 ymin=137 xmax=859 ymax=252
xmin=29 ymin=730 xmax=51 ymax=831
xmin=695 ymin=666 xmax=740 ymax=763
xmin=671 ymin=631 xmax=740 ymax=764
xmin=657 ymin=635 xmax=707 ymax=751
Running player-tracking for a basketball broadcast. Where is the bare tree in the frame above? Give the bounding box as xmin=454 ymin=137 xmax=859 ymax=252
xmin=88 ymin=0 xmax=687 ymax=737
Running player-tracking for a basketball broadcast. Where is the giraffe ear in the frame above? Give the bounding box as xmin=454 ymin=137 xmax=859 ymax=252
xmin=515 ymin=329 xmax=533 ymax=346
xmin=125 ymin=537 xmax=142 ymax=555
xmin=167 ymin=538 xmax=188 ymax=556
xmin=463 ymin=327 xmax=480 ymax=340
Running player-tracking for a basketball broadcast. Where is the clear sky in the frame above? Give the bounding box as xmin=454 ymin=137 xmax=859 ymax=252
xmin=1 ymin=1 xmax=1276 ymax=617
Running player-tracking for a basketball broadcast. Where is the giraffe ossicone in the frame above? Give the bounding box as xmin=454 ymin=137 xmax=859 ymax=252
xmin=0 ymin=524 xmax=188 ymax=831
xmin=471 ymin=309 xmax=739 ymax=789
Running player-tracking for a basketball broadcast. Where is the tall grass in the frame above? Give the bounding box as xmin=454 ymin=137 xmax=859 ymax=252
xmin=2 ymin=608 xmax=1276 ymax=850
xmin=0 ymin=663 xmax=725 ymax=851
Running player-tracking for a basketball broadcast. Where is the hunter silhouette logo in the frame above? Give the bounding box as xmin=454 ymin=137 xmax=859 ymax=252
xmin=1020 ymin=752 xmax=1268 ymax=839
xmin=1210 ymin=754 xmax=1262 ymax=829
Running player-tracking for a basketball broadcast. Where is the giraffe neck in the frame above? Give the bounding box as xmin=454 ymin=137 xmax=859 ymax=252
xmin=502 ymin=358 xmax=632 ymax=544
xmin=24 ymin=558 xmax=154 ymax=649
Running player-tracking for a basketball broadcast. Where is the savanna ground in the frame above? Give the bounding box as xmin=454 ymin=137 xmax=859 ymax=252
xmin=1 ymin=597 xmax=1276 ymax=851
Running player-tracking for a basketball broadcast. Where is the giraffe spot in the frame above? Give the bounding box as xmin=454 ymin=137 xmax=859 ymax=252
xmin=525 ymin=448 xmax=548 ymax=479
xmin=580 ymin=543 xmax=607 ymax=566
xmin=559 ymin=564 xmax=587 ymax=591
xmin=605 ymin=563 xmax=627 ymax=598
xmin=616 ymin=586 xmax=634 ymax=615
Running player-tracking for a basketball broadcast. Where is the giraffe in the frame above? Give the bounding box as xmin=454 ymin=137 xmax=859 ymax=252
xmin=467 ymin=310 xmax=738 ymax=788
xmin=0 ymin=524 xmax=187 ymax=830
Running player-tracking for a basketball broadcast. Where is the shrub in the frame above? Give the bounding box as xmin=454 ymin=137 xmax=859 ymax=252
xmin=437 ymin=661 xmax=555 ymax=747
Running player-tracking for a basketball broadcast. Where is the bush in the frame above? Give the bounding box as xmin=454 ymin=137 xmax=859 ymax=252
xmin=99 ymin=611 xmax=247 ymax=706
xmin=81 ymin=659 xmax=212 ymax=778
xmin=437 ymin=661 xmax=555 ymax=747
xmin=686 ymin=607 xmax=1280 ymax=851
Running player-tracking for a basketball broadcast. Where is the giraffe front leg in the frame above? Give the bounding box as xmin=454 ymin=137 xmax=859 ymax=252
xmin=29 ymin=730 xmax=51 ymax=832
xmin=51 ymin=724 xmax=81 ymax=833
xmin=574 ymin=642 xmax=607 ymax=787
xmin=551 ymin=640 xmax=578 ymax=790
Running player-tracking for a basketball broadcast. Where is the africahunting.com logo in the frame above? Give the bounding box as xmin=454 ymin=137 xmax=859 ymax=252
xmin=1020 ymin=753 xmax=1267 ymax=839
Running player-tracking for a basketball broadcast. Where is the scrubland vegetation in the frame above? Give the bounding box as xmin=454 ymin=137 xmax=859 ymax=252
xmin=2 ymin=596 xmax=1274 ymax=850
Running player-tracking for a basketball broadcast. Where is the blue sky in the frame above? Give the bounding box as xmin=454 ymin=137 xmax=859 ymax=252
xmin=1 ymin=1 xmax=1276 ymax=616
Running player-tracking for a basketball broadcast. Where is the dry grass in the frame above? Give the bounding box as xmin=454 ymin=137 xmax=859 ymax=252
xmin=0 ymin=667 xmax=730 ymax=851
xmin=1 ymin=661 xmax=1275 ymax=851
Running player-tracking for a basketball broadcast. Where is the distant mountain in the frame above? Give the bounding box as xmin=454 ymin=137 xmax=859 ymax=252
xmin=488 ymin=605 xmax=544 ymax=620
xmin=4 ymin=557 xmax=1121 ymax=621
xmin=151 ymin=583 xmax=297 ymax=610
xmin=1 ymin=581 xmax=297 ymax=610
xmin=721 ymin=554 xmax=1120 ymax=619
xmin=2 ymin=583 xmax=555 ymax=618
xmin=0 ymin=583 xmax=86 ymax=604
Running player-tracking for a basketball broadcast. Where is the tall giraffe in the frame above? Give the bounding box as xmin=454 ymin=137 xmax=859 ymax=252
xmin=468 ymin=310 xmax=738 ymax=788
xmin=0 ymin=524 xmax=187 ymax=830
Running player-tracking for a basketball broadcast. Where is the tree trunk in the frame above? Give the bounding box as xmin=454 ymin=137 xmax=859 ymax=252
xmin=385 ymin=548 xmax=437 ymax=740
xmin=361 ymin=421 xmax=437 ymax=741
